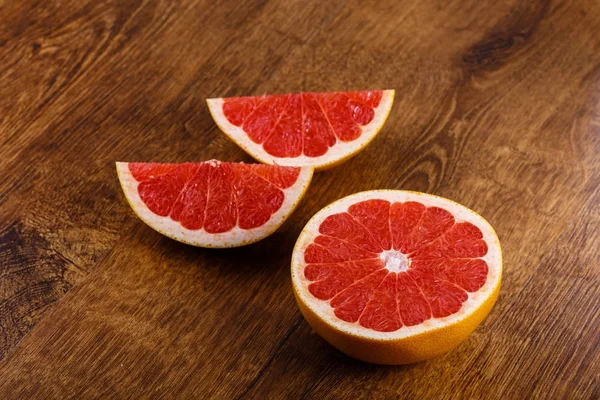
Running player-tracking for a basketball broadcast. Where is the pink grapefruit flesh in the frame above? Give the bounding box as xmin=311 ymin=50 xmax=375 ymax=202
xmin=207 ymin=90 xmax=395 ymax=169
xmin=117 ymin=161 xmax=313 ymax=248
xmin=291 ymin=190 xmax=502 ymax=364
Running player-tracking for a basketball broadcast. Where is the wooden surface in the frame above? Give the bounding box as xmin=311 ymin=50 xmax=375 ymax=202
xmin=1 ymin=0 xmax=599 ymax=398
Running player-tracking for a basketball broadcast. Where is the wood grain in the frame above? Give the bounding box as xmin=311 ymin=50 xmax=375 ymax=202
xmin=0 ymin=0 xmax=339 ymax=359
xmin=0 ymin=0 xmax=599 ymax=398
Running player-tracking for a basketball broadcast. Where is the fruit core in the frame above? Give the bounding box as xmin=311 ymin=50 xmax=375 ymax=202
xmin=380 ymin=250 xmax=410 ymax=273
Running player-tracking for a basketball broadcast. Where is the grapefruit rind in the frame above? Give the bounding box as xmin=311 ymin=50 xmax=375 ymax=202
xmin=206 ymin=90 xmax=395 ymax=170
xmin=116 ymin=162 xmax=313 ymax=248
xmin=291 ymin=190 xmax=502 ymax=364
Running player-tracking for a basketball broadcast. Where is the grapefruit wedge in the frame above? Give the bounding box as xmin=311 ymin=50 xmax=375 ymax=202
xmin=207 ymin=90 xmax=395 ymax=170
xmin=117 ymin=161 xmax=313 ymax=248
xmin=291 ymin=190 xmax=502 ymax=364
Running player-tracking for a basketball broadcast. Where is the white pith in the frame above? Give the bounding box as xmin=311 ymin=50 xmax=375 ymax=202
xmin=116 ymin=162 xmax=313 ymax=248
xmin=380 ymin=250 xmax=410 ymax=273
xmin=206 ymin=90 xmax=395 ymax=169
xmin=291 ymin=190 xmax=502 ymax=341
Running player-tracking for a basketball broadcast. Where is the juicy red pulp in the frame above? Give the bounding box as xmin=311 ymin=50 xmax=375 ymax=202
xmin=222 ymin=90 xmax=383 ymax=158
xmin=303 ymin=199 xmax=489 ymax=332
xmin=129 ymin=162 xmax=301 ymax=233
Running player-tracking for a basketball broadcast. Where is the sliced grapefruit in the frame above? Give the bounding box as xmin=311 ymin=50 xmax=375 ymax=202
xmin=117 ymin=161 xmax=313 ymax=248
xmin=207 ymin=90 xmax=395 ymax=170
xmin=291 ymin=190 xmax=502 ymax=364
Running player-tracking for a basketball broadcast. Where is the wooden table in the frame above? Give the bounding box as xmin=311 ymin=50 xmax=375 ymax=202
xmin=1 ymin=0 xmax=599 ymax=398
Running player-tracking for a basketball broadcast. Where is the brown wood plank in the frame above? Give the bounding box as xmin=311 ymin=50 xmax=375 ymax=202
xmin=244 ymin=187 xmax=600 ymax=399
xmin=0 ymin=0 xmax=340 ymax=359
xmin=234 ymin=1 xmax=600 ymax=397
xmin=0 ymin=0 xmax=599 ymax=398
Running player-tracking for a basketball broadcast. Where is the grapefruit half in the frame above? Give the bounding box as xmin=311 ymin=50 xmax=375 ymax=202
xmin=207 ymin=90 xmax=395 ymax=170
xmin=117 ymin=161 xmax=313 ymax=248
xmin=291 ymin=190 xmax=502 ymax=364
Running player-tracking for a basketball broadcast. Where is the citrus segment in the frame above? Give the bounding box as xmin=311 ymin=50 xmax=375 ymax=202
xmin=117 ymin=161 xmax=313 ymax=248
xmin=291 ymin=190 xmax=502 ymax=364
xmin=207 ymin=90 xmax=395 ymax=170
